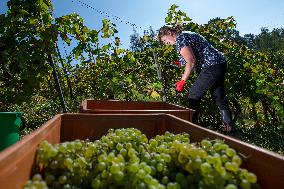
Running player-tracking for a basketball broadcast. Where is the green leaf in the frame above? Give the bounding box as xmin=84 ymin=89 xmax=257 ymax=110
xmin=102 ymin=44 xmax=111 ymax=51
xmin=29 ymin=19 xmax=38 ymax=25
xmin=273 ymin=96 xmax=279 ymax=100
xmin=243 ymin=62 xmax=250 ymax=68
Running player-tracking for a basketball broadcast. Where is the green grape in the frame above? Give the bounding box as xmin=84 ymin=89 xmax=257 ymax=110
xmin=144 ymin=174 xmax=152 ymax=185
xmin=31 ymin=180 xmax=40 ymax=187
xmin=98 ymin=154 xmax=107 ymax=162
xmin=32 ymin=173 xmax=42 ymax=181
xmin=45 ymin=174 xmax=55 ymax=185
xmin=97 ymin=162 xmax=106 ymax=171
xmin=72 ymin=175 xmax=83 ymax=185
xmin=157 ymin=163 xmax=164 ymax=172
xmin=107 ymin=140 xmax=114 ymax=149
xmin=113 ymin=135 xmax=120 ymax=143
xmin=175 ymin=172 xmax=185 ymax=183
xmin=74 ymin=141 xmax=83 ymax=150
xmin=240 ymin=179 xmax=251 ymax=189
xmin=150 ymin=159 xmax=157 ymax=167
xmin=125 ymin=142 xmax=132 ymax=149
xmin=216 ymin=166 xmax=226 ymax=176
xmin=225 ymin=162 xmax=239 ymax=172
xmin=24 ymin=180 xmax=32 ymax=186
xmin=162 ymin=176 xmax=169 ymax=185
xmin=212 ymin=156 xmax=222 ymax=168
xmin=107 ymin=152 xmax=115 ymax=162
xmin=226 ymin=148 xmax=236 ymax=157
xmin=110 ymin=163 xmax=120 ymax=173
xmin=246 ymin=172 xmax=257 ymax=183
xmin=150 ymin=166 xmax=157 ymax=176
xmin=197 ymin=149 xmax=207 ymax=158
xmin=63 ymin=184 xmax=72 ymax=189
xmin=137 ymin=169 xmax=146 ymax=179
xmin=200 ymin=162 xmax=212 ymax=173
xmin=201 ymin=139 xmax=212 ymax=148
xmin=167 ymin=182 xmax=181 ymax=189
xmin=179 ymin=178 xmax=188 ymax=188
xmin=52 ymin=181 xmax=61 ymax=189
xmin=91 ymin=178 xmax=101 ymax=189
xmin=58 ymin=175 xmax=67 ymax=184
xmin=167 ymin=182 xmax=175 ymax=189
xmin=172 ymin=182 xmax=181 ymax=189
xmin=184 ymin=161 xmax=193 ymax=173
xmin=63 ymin=155 xmax=74 ymax=171
xmin=221 ymin=154 xmax=229 ymax=163
xmin=162 ymin=153 xmax=171 ymax=163
xmin=49 ymin=160 xmax=59 ymax=169
xmin=108 ymin=128 xmax=115 ymax=133
xmin=37 ymin=181 xmax=48 ymax=189
xmin=113 ymin=171 xmax=124 ymax=182
xmin=220 ymin=143 xmax=229 ymax=150
xmin=120 ymin=148 xmax=128 ymax=157
xmin=24 ymin=174 xmax=48 ymax=189
xmin=192 ymin=158 xmax=202 ymax=170
xmin=143 ymin=165 xmax=152 ymax=174
xmin=150 ymin=179 xmax=159 ymax=186
xmin=225 ymin=184 xmax=237 ymax=189
xmin=129 ymin=155 xmax=140 ymax=163
xmin=206 ymin=155 xmax=214 ymax=164
xmin=29 ymin=128 xmax=258 ymax=189
xmin=116 ymin=154 xmax=125 ymax=163
xmin=128 ymin=148 xmax=137 ymax=157
xmin=178 ymin=153 xmax=188 ymax=164
xmin=186 ymin=175 xmax=195 ymax=184
xmin=224 ymin=172 xmax=234 ymax=181
xmin=156 ymin=184 xmax=166 ymax=189
xmin=214 ymin=173 xmax=226 ymax=186
xmin=128 ymin=163 xmax=139 ymax=173
xmin=188 ymin=148 xmax=199 ymax=158
xmin=136 ymin=182 xmax=147 ymax=189
xmin=116 ymin=143 xmax=123 ymax=151
xmin=239 ymin=168 xmax=248 ymax=177
xmin=232 ymin=155 xmax=242 ymax=166
xmin=66 ymin=142 xmax=74 ymax=151
xmin=149 ymin=139 xmax=158 ymax=147
xmin=155 ymin=154 xmax=162 ymax=161
xmin=139 ymin=162 xmax=147 ymax=168
xmin=162 ymin=168 xmax=169 ymax=176
xmin=213 ymin=142 xmax=223 ymax=152
xmin=76 ymin=156 xmax=87 ymax=168
xmin=141 ymin=152 xmax=151 ymax=163
xmin=101 ymin=170 xmax=108 ymax=179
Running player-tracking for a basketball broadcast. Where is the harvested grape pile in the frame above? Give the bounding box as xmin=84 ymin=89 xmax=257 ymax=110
xmin=23 ymin=128 xmax=258 ymax=189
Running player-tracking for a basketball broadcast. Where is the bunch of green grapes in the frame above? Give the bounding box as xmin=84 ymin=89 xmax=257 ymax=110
xmin=169 ymin=139 xmax=257 ymax=189
xmin=22 ymin=128 xmax=258 ymax=189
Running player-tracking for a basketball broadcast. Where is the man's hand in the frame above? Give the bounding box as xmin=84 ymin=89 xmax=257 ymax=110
xmin=176 ymin=80 xmax=186 ymax=92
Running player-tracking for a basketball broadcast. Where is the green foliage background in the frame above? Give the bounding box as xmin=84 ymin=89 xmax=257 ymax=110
xmin=0 ymin=2 xmax=283 ymax=154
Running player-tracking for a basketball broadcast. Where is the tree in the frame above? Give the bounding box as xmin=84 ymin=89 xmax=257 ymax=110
xmin=254 ymin=27 xmax=284 ymax=52
xmin=130 ymin=28 xmax=143 ymax=52
xmin=129 ymin=26 xmax=157 ymax=52
xmin=0 ymin=0 xmax=117 ymax=108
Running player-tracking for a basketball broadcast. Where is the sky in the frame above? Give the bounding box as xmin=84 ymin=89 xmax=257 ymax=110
xmin=1 ymin=0 xmax=284 ymax=50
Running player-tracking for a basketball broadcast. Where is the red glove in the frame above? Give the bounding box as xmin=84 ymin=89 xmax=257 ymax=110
xmin=176 ymin=80 xmax=186 ymax=92
xmin=174 ymin=60 xmax=181 ymax=67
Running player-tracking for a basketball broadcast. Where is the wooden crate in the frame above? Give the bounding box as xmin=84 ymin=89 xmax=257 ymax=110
xmin=79 ymin=99 xmax=194 ymax=122
xmin=0 ymin=113 xmax=283 ymax=189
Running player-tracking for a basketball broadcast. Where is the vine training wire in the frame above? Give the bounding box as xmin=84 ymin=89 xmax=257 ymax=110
xmin=71 ymin=0 xmax=144 ymax=31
